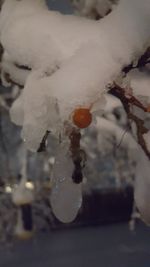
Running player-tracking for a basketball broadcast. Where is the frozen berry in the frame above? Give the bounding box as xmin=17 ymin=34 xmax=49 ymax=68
xmin=73 ymin=108 xmax=92 ymax=129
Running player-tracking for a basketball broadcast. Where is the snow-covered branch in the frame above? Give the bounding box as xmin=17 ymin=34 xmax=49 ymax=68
xmin=0 ymin=0 xmax=149 ymax=151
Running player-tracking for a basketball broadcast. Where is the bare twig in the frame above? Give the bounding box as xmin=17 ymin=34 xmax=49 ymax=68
xmin=110 ymin=84 xmax=150 ymax=159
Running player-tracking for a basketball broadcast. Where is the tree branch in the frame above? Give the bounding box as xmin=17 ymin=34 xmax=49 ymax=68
xmin=110 ymin=84 xmax=150 ymax=159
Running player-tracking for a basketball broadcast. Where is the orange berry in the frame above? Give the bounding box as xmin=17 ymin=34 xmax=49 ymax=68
xmin=72 ymin=108 xmax=92 ymax=129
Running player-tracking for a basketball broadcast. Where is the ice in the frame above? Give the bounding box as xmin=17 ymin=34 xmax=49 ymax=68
xmin=51 ymin=177 xmax=82 ymax=223
xmin=50 ymin=144 xmax=82 ymax=223
xmin=10 ymin=93 xmax=24 ymax=126
xmin=12 ymin=176 xmax=34 ymax=206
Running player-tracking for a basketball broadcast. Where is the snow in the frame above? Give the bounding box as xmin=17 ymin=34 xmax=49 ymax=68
xmin=143 ymin=132 xmax=150 ymax=152
xmin=0 ymin=0 xmax=148 ymax=151
xmin=129 ymin=70 xmax=150 ymax=100
xmin=103 ymin=94 xmax=122 ymax=113
xmin=71 ymin=0 xmax=117 ymax=18
xmin=1 ymin=52 xmax=30 ymax=86
xmin=96 ymin=116 xmax=137 ymax=153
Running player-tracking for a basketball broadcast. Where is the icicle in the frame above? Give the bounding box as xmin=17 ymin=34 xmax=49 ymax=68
xmin=12 ymin=176 xmax=34 ymax=239
xmin=12 ymin=147 xmax=34 ymax=239
xmin=50 ymin=142 xmax=82 ymax=223
xmin=43 ymin=156 xmax=55 ymax=190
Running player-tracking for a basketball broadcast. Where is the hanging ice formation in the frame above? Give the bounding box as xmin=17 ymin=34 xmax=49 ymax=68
xmin=50 ymin=141 xmax=82 ymax=223
xmin=12 ymin=147 xmax=34 ymax=238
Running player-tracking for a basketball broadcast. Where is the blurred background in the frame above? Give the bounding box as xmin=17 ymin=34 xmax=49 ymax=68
xmin=0 ymin=1 xmax=149 ymax=266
